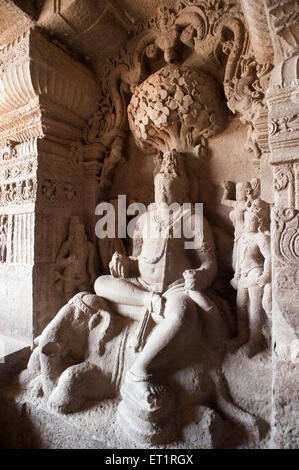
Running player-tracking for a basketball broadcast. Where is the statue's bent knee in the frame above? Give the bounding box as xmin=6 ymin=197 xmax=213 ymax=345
xmin=94 ymin=275 xmax=112 ymax=296
xmin=165 ymin=293 xmax=195 ymax=324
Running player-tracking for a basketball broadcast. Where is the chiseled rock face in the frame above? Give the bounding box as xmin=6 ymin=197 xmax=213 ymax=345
xmin=0 ymin=0 xmax=298 ymax=449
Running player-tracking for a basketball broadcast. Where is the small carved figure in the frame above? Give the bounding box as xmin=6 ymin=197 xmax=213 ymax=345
xmin=63 ymin=182 xmax=76 ymax=201
xmin=42 ymin=179 xmax=56 ymax=202
xmin=0 ymin=215 xmax=8 ymax=262
xmin=22 ymin=179 xmax=33 ymax=201
xmin=98 ymin=135 xmax=126 ymax=199
xmin=8 ymin=183 xmax=17 ymax=203
xmin=15 ymin=180 xmax=23 ymax=203
xmin=231 ymin=200 xmax=271 ymax=357
xmin=3 ymin=184 xmax=9 ymax=203
xmin=54 ymin=218 xmax=96 ymax=302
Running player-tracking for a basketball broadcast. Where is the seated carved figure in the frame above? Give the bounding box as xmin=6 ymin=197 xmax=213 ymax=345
xmin=21 ymin=292 xmax=113 ymax=413
xmin=94 ymin=151 xmax=217 ymax=409
xmin=20 ymin=152 xmax=261 ymax=446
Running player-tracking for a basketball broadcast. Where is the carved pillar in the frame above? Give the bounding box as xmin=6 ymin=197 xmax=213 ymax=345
xmin=263 ymin=0 xmax=299 ymax=449
xmin=0 ymin=29 xmax=99 ymax=341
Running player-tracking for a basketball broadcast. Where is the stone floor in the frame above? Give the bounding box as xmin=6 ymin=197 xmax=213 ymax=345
xmin=0 ymin=345 xmax=272 ymax=450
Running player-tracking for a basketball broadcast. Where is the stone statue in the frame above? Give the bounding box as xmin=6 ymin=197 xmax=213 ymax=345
xmin=21 ymin=291 xmax=113 ymax=414
xmin=95 ymin=150 xmax=217 ymax=410
xmin=221 ymin=178 xmax=260 ymax=276
xmin=231 ymin=200 xmax=271 ymax=357
xmin=0 ymin=214 xmax=8 ymax=262
xmin=22 ymin=150 xmax=251 ymax=445
xmin=97 ymin=198 xmax=126 ymax=274
xmin=54 ymin=217 xmax=96 ymax=302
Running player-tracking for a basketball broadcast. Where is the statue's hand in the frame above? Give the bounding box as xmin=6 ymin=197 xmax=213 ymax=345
xmin=109 ymin=251 xmax=130 ymax=279
xmin=183 ymin=269 xmax=197 ymax=291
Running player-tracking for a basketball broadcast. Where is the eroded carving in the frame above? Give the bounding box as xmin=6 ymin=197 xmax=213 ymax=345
xmin=54 ymin=217 xmax=96 ymax=302
xmin=221 ymin=178 xmax=261 ymax=272
xmin=231 ymin=200 xmax=271 ymax=357
xmin=0 ymin=177 xmax=37 ymax=207
xmin=21 ymin=149 xmax=263 ymax=447
xmin=264 ymin=0 xmax=299 ymax=60
xmin=42 ymin=179 xmax=57 ymax=203
xmin=0 ymin=215 xmax=8 ymax=262
xmin=269 ymin=114 xmax=299 ymax=136
xmin=272 ymin=206 xmax=299 ymax=267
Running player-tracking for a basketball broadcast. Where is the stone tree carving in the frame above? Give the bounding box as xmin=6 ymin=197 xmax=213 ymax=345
xmin=77 ymin=0 xmax=271 ymax=212
xmin=128 ymin=64 xmax=225 ymax=156
xmin=54 ymin=217 xmax=96 ymax=303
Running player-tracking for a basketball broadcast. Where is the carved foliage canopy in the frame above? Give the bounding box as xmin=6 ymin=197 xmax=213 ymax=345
xmin=83 ymin=0 xmax=271 ymax=170
xmin=128 ymin=64 xmax=225 ymax=154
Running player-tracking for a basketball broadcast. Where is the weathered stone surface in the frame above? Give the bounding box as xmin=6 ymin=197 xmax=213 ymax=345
xmin=0 ymin=0 xmax=297 ymax=450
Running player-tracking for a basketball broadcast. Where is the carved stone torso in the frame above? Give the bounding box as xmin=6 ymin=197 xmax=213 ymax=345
xmin=136 ymin=204 xmax=209 ymax=292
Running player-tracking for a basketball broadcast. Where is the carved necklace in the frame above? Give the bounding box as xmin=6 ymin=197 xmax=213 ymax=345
xmin=138 ymin=206 xmax=169 ymax=264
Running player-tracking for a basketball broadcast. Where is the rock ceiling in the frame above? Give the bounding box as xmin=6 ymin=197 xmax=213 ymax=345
xmin=0 ymin=1 xmax=184 ymax=72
